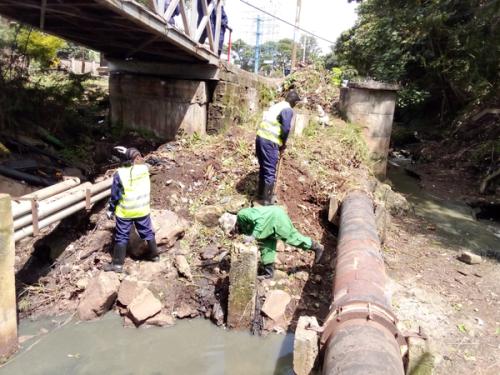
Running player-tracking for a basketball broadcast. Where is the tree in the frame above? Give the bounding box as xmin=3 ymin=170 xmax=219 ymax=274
xmin=323 ymin=45 xmax=338 ymax=70
xmin=299 ymin=35 xmax=321 ymax=63
xmin=335 ymin=0 xmax=499 ymax=121
xmin=232 ymin=38 xmax=254 ymax=71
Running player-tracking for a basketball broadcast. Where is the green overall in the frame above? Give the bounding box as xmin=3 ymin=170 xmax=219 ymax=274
xmin=236 ymin=206 xmax=313 ymax=265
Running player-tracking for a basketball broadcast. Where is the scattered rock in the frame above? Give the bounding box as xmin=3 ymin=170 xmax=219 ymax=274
xmin=117 ymin=279 xmax=144 ymax=306
xmin=175 ymin=302 xmax=198 ymax=318
xmin=133 ymin=261 xmax=166 ymax=282
xmin=273 ymin=269 xmax=288 ymax=280
xmin=200 ymin=245 xmax=220 ymax=260
xmin=219 ymin=212 xmax=237 ymax=234
xmin=128 ymin=288 xmax=162 ymax=324
xmin=195 ymin=205 xmax=226 ymax=227
xmin=77 ymin=272 xmax=120 ymax=320
xmin=457 ymin=251 xmax=482 ymax=265
xmin=375 ymin=183 xmax=410 ymax=216
xmin=80 ymin=230 xmax=113 ymax=259
xmin=128 ymin=209 xmax=188 ymax=257
xmin=211 ymin=302 xmax=225 ymax=326
xmin=294 ymin=271 xmax=309 ymax=282
xmin=175 ymin=255 xmax=193 ymax=280
xmin=146 ymin=312 xmax=175 ymax=327
xmin=262 ymin=290 xmax=291 ymax=322
xmin=293 ymin=316 xmax=319 ymax=375
xmin=18 ymin=335 xmax=34 ymax=344
xmin=375 ymin=203 xmax=391 ymax=244
xmin=220 ymin=195 xmax=248 ymax=213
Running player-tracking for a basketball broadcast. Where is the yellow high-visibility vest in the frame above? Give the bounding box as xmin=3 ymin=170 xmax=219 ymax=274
xmin=115 ymin=164 xmax=151 ymax=219
xmin=256 ymin=101 xmax=291 ymax=146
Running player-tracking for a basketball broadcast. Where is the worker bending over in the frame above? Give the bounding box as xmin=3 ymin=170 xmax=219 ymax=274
xmin=104 ymin=147 xmax=159 ymax=273
xmin=256 ymin=90 xmax=301 ymax=205
xmin=221 ymin=205 xmax=324 ymax=278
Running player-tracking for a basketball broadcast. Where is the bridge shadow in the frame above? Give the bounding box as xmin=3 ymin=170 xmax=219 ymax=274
xmin=15 ymin=203 xmax=105 ymax=296
xmin=272 ymin=207 xmax=338 ymax=375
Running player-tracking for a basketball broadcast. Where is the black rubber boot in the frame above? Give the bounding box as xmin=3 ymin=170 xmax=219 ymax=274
xmin=257 ymin=263 xmax=274 ymax=279
xmin=311 ymin=241 xmax=325 ymax=264
xmin=257 ymin=178 xmax=265 ymax=200
xmin=145 ymin=239 xmax=160 ymax=262
xmin=103 ymin=243 xmax=127 ymax=273
xmin=262 ymin=182 xmax=274 ymax=206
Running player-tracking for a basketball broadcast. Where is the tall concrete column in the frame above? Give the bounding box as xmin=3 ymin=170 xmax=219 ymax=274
xmin=340 ymin=81 xmax=399 ymax=179
xmin=0 ymin=194 xmax=17 ymax=359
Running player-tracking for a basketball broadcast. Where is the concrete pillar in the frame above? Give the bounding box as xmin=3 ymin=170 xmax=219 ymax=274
xmin=227 ymin=242 xmax=258 ymax=330
xmin=340 ymin=81 xmax=399 ymax=179
xmin=109 ymin=73 xmax=207 ymax=141
xmin=293 ymin=316 xmax=319 ymax=375
xmin=0 ymin=194 xmax=18 ymax=360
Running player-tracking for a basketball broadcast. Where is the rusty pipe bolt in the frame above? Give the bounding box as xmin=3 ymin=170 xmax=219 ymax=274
xmin=322 ymin=191 xmax=404 ymax=375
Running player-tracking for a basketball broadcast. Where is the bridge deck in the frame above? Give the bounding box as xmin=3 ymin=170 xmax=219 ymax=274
xmin=0 ymin=0 xmax=219 ymax=65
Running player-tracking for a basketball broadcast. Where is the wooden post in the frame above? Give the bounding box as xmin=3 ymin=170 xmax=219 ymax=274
xmin=0 ymin=194 xmax=18 ymax=360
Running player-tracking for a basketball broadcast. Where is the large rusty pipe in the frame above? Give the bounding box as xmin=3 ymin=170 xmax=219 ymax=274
xmin=322 ymin=191 xmax=404 ymax=375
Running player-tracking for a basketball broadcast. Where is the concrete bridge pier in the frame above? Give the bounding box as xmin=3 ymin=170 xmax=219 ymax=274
xmin=340 ymin=81 xmax=399 ymax=179
xmin=0 ymin=194 xmax=17 ymax=360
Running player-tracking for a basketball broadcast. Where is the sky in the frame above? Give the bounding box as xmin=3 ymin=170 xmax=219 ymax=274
xmin=224 ymin=0 xmax=359 ymax=53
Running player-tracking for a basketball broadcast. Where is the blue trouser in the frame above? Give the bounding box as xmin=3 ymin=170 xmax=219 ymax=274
xmin=256 ymin=136 xmax=279 ymax=185
xmin=114 ymin=215 xmax=155 ymax=245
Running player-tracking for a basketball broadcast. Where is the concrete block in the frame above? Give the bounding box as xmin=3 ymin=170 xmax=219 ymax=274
xmin=262 ymin=290 xmax=291 ymax=322
xmin=0 ymin=194 xmax=18 ymax=360
xmin=406 ymin=336 xmax=434 ymax=375
xmin=227 ymin=243 xmax=258 ymax=330
xmin=293 ymin=316 xmax=319 ymax=375
xmin=293 ymin=113 xmax=309 ymax=137
xmin=328 ymin=195 xmax=339 ymax=223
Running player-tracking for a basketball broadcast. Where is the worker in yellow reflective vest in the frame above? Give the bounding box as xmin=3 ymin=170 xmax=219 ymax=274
xmin=256 ymin=90 xmax=301 ymax=205
xmin=104 ymin=147 xmax=158 ymax=273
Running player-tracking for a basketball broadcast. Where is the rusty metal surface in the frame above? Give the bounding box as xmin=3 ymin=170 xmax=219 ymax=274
xmin=322 ymin=191 xmax=404 ymax=375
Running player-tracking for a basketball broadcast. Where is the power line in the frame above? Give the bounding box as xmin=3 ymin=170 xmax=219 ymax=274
xmin=238 ymin=0 xmax=336 ymax=45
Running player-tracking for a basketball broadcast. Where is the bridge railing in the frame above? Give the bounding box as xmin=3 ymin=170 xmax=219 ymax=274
xmin=151 ymin=0 xmax=224 ymax=56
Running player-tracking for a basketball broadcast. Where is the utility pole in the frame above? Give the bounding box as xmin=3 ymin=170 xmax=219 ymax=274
xmin=291 ymin=0 xmax=302 ymax=71
xmin=254 ymin=15 xmax=262 ymax=74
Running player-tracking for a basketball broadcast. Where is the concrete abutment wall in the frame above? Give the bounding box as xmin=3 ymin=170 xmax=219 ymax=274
xmin=109 ymin=62 xmax=276 ymax=141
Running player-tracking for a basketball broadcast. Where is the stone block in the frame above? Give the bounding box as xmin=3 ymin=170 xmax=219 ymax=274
xmin=407 ymin=336 xmax=434 ymax=375
xmin=328 ymin=195 xmax=339 ymax=223
xmin=293 ymin=316 xmax=319 ymax=375
xmin=128 ymin=288 xmax=162 ymax=324
xmin=293 ymin=113 xmax=309 ymax=137
xmin=77 ymin=271 xmax=120 ymax=320
xmin=262 ymin=290 xmax=291 ymax=322
xmin=227 ymin=243 xmax=258 ymax=329
xmin=146 ymin=312 xmax=175 ymax=327
xmin=457 ymin=251 xmax=482 ymax=265
xmin=117 ymin=278 xmax=144 ymax=306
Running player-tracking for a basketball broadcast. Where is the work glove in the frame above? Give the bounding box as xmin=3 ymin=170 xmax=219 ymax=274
xmin=106 ymin=210 xmax=115 ymax=220
xmin=242 ymin=235 xmax=255 ymax=244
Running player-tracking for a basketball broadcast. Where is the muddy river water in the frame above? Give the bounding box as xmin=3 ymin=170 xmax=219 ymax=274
xmin=388 ymin=160 xmax=500 ymax=257
xmin=0 ymin=314 xmax=295 ymax=375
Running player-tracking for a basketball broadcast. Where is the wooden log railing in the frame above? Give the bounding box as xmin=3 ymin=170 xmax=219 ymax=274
xmin=150 ymin=0 xmax=223 ymax=55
